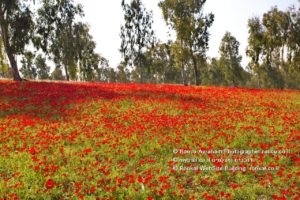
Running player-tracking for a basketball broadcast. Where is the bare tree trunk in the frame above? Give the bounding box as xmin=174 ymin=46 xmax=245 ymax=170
xmin=137 ymin=50 xmax=144 ymax=84
xmin=287 ymin=47 xmax=292 ymax=64
xmin=8 ymin=53 xmax=22 ymax=81
xmin=0 ymin=9 xmax=22 ymax=81
xmin=180 ymin=38 xmax=187 ymax=86
xmin=281 ymin=46 xmax=285 ymax=64
xmin=63 ymin=59 xmax=69 ymax=81
xmin=190 ymin=49 xmax=200 ymax=86
xmin=140 ymin=66 xmax=144 ymax=84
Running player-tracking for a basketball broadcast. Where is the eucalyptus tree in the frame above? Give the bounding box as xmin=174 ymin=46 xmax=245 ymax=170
xmin=151 ymin=40 xmax=182 ymax=84
xmin=169 ymin=39 xmax=189 ymax=85
xmin=262 ymin=8 xmax=289 ymax=88
xmin=98 ymin=64 xmax=117 ymax=83
xmin=73 ymin=22 xmax=100 ymax=82
xmin=116 ymin=62 xmax=130 ymax=83
xmin=120 ymin=0 xmax=155 ymax=83
xmin=150 ymin=42 xmax=169 ymax=83
xmin=96 ymin=56 xmax=110 ymax=82
xmin=0 ymin=0 xmax=34 ymax=80
xmin=80 ymin=50 xmax=99 ymax=82
xmin=20 ymin=51 xmax=36 ymax=80
xmin=247 ymin=6 xmax=300 ymax=89
xmin=159 ymin=0 xmax=214 ymax=85
xmin=51 ymin=66 xmax=64 ymax=80
xmin=286 ymin=6 xmax=300 ymax=63
xmin=35 ymin=0 xmax=83 ymax=81
xmin=0 ymin=37 xmax=9 ymax=78
xmin=262 ymin=8 xmax=289 ymax=68
xmin=246 ymin=17 xmax=265 ymax=87
xmin=185 ymin=1 xmax=214 ymax=86
xmin=219 ymin=32 xmax=244 ymax=86
xmin=159 ymin=0 xmax=189 ymax=85
xmin=35 ymin=54 xmax=50 ymax=80
xmin=286 ymin=5 xmax=300 ymax=88
xmin=205 ymin=58 xmax=226 ymax=86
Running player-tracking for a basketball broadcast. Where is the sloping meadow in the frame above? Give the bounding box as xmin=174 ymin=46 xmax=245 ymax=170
xmin=0 ymin=80 xmax=299 ymax=199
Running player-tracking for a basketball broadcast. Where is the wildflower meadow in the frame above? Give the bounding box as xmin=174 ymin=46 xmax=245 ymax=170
xmin=0 ymin=80 xmax=299 ymax=199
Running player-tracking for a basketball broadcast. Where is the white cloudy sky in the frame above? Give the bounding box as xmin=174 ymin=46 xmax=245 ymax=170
xmin=74 ymin=0 xmax=299 ymax=68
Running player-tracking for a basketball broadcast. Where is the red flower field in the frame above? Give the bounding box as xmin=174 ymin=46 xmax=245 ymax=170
xmin=0 ymin=80 xmax=299 ymax=199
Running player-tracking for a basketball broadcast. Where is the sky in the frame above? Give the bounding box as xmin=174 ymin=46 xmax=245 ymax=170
xmin=74 ymin=0 xmax=299 ymax=68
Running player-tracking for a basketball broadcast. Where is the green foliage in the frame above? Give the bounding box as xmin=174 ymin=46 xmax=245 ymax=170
xmin=116 ymin=62 xmax=131 ymax=83
xmin=51 ymin=66 xmax=65 ymax=81
xmin=20 ymin=51 xmax=37 ymax=80
xmin=37 ymin=3 xmax=103 ymax=82
xmin=107 ymin=68 xmax=117 ymax=83
xmin=96 ymin=57 xmax=117 ymax=83
xmin=219 ymin=32 xmax=246 ymax=86
xmin=36 ymin=0 xmax=84 ymax=81
xmin=159 ymin=0 xmax=214 ymax=85
xmin=145 ymin=41 xmax=181 ymax=84
xmin=1 ymin=0 xmax=298 ymax=88
xmin=0 ymin=1 xmax=34 ymax=54
xmin=246 ymin=5 xmax=300 ymax=89
xmin=73 ymin=23 xmax=101 ymax=82
xmin=35 ymin=0 xmax=83 ymax=52
xmin=203 ymin=58 xmax=226 ymax=86
xmin=0 ymin=0 xmax=35 ymax=80
xmin=120 ymin=0 xmax=155 ymax=83
xmin=0 ymin=64 xmax=9 ymax=78
xmin=35 ymin=54 xmax=50 ymax=80
xmin=170 ymin=39 xmax=190 ymax=85
xmin=0 ymin=37 xmax=9 ymax=78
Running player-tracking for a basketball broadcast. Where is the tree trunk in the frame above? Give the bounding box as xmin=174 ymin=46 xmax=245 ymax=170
xmin=0 ymin=9 xmax=22 ymax=81
xmin=180 ymin=38 xmax=187 ymax=86
xmin=281 ymin=46 xmax=285 ymax=64
xmin=137 ymin=51 xmax=144 ymax=84
xmin=181 ymin=62 xmax=187 ymax=86
xmin=140 ymin=67 xmax=144 ymax=84
xmin=269 ymin=48 xmax=273 ymax=67
xmin=190 ymin=49 xmax=200 ymax=86
xmin=64 ymin=60 xmax=69 ymax=81
xmin=287 ymin=47 xmax=292 ymax=64
xmin=7 ymin=53 xmax=22 ymax=81
xmin=147 ymin=64 xmax=151 ymax=83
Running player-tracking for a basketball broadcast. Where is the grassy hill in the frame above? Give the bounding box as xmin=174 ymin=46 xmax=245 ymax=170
xmin=0 ymin=80 xmax=299 ymax=199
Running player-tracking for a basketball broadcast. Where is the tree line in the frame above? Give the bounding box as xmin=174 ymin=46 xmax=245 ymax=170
xmin=0 ymin=0 xmax=299 ymax=89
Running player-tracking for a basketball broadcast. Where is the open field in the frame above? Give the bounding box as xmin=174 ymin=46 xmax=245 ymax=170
xmin=0 ymin=80 xmax=299 ymax=199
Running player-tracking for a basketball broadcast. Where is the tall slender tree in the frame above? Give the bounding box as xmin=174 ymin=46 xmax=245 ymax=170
xmin=20 ymin=51 xmax=37 ymax=80
xmin=116 ymin=62 xmax=130 ymax=83
xmin=219 ymin=32 xmax=244 ymax=86
xmin=51 ymin=66 xmax=64 ymax=81
xmin=35 ymin=54 xmax=50 ymax=80
xmin=143 ymin=41 xmax=178 ymax=83
xmin=159 ymin=0 xmax=214 ymax=85
xmin=246 ymin=6 xmax=300 ymax=89
xmin=35 ymin=0 xmax=83 ymax=81
xmin=185 ymin=1 xmax=214 ymax=85
xmin=95 ymin=56 xmax=110 ymax=82
xmin=246 ymin=17 xmax=264 ymax=86
xmin=159 ymin=0 xmax=189 ymax=85
xmin=0 ymin=36 xmax=9 ymax=78
xmin=0 ymin=0 xmax=34 ymax=80
xmin=120 ymin=0 xmax=155 ymax=83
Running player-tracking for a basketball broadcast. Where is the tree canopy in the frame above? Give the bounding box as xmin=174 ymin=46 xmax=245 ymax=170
xmin=0 ymin=0 xmax=34 ymax=80
xmin=159 ymin=0 xmax=214 ymax=85
xmin=0 ymin=0 xmax=299 ymax=89
xmin=120 ymin=0 xmax=155 ymax=83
